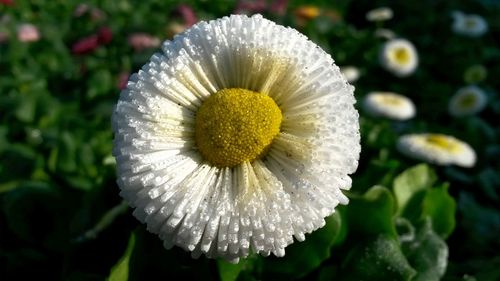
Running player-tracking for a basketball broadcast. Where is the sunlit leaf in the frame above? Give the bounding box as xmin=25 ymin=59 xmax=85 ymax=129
xmin=393 ymin=164 xmax=436 ymax=213
xmin=217 ymin=258 xmax=259 ymax=281
xmin=421 ymin=184 xmax=456 ymax=239
xmin=347 ymin=185 xmax=397 ymax=238
xmin=108 ymin=232 xmax=135 ymax=281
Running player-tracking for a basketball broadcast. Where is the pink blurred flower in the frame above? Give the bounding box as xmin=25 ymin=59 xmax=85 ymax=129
xmin=177 ymin=4 xmax=197 ymax=27
xmin=269 ymin=0 xmax=288 ymax=16
xmin=0 ymin=0 xmax=14 ymax=6
xmin=73 ymin=3 xmax=106 ymax=21
xmin=128 ymin=33 xmax=160 ymax=52
xmin=72 ymin=35 xmax=99 ymax=54
xmin=17 ymin=23 xmax=40 ymax=42
xmin=235 ymin=0 xmax=267 ymax=14
xmin=97 ymin=26 xmax=112 ymax=44
xmin=73 ymin=3 xmax=90 ymax=17
xmin=71 ymin=27 xmax=111 ymax=55
xmin=117 ymin=72 xmax=130 ymax=90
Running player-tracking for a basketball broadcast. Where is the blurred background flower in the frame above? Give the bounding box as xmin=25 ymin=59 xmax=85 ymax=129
xmin=127 ymin=33 xmax=160 ymax=52
xmin=16 ymin=23 xmax=40 ymax=42
xmin=448 ymin=85 xmax=488 ymax=117
xmin=397 ymin=134 xmax=476 ymax=168
xmin=451 ymin=11 xmax=488 ymax=37
xmin=379 ymin=38 xmax=419 ymax=77
xmin=363 ymin=91 xmax=416 ymax=120
xmin=374 ymin=28 xmax=396 ymax=39
xmin=366 ymin=6 xmax=393 ymax=22
xmin=340 ymin=65 xmax=360 ymax=83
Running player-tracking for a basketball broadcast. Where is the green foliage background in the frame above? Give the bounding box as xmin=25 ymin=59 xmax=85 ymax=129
xmin=1 ymin=0 xmax=499 ymax=280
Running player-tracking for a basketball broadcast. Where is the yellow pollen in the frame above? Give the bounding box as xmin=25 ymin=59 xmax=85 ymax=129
xmin=195 ymin=88 xmax=282 ymax=168
xmin=393 ymin=47 xmax=410 ymax=64
xmin=426 ymin=135 xmax=460 ymax=152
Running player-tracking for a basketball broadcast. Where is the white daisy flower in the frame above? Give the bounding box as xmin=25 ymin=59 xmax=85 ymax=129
xmin=363 ymin=91 xmax=416 ymax=120
xmin=366 ymin=7 xmax=393 ymax=22
xmin=340 ymin=66 xmax=360 ymax=83
xmin=448 ymin=85 xmax=487 ymax=117
xmin=112 ymin=14 xmax=360 ymax=263
xmin=380 ymin=38 xmax=419 ymax=77
xmin=452 ymin=11 xmax=488 ymax=37
xmin=397 ymin=134 xmax=476 ymax=168
xmin=375 ymin=28 xmax=396 ymax=40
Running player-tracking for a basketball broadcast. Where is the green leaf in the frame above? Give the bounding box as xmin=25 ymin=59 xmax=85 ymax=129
xmin=347 ymin=185 xmax=397 ymax=238
xmin=340 ymin=235 xmax=416 ymax=281
xmin=402 ymin=218 xmax=448 ymax=281
xmin=58 ymin=131 xmax=78 ymax=173
xmin=1 ymin=182 xmax=66 ymax=250
xmin=127 ymin=227 xmax=213 ymax=280
xmin=393 ymin=164 xmax=436 ymax=214
xmin=0 ymin=181 xmax=20 ymax=194
xmin=63 ymin=175 xmax=94 ymax=191
xmin=421 ymin=184 xmax=456 ymax=239
xmin=457 ymin=192 xmax=500 ymax=247
xmin=475 ymin=257 xmax=500 ymax=281
xmin=87 ymin=69 xmax=113 ymax=99
xmin=395 ymin=217 xmax=416 ymax=243
xmin=217 ymin=259 xmax=250 ymax=281
xmin=108 ymin=232 xmax=136 ymax=281
xmin=318 ymin=266 xmax=338 ymax=281
xmin=15 ymin=95 xmax=36 ymax=123
xmin=261 ymin=212 xmax=343 ymax=279
xmin=0 ymin=144 xmax=37 ymax=182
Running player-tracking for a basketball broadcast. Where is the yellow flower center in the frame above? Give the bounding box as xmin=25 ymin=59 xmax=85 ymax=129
xmin=376 ymin=94 xmax=403 ymax=105
xmin=195 ymin=88 xmax=282 ymax=168
xmin=426 ymin=135 xmax=460 ymax=152
xmin=458 ymin=93 xmax=477 ymax=108
xmin=393 ymin=47 xmax=410 ymax=65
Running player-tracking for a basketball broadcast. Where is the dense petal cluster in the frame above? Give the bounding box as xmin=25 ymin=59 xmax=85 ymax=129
xmin=397 ymin=134 xmax=476 ymax=167
xmin=112 ymin=14 xmax=360 ymax=262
